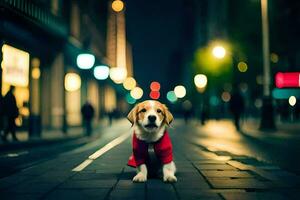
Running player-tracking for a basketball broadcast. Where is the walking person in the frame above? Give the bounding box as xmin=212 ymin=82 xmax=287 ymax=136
xmin=81 ymin=101 xmax=95 ymax=136
xmin=1 ymin=86 xmax=19 ymax=142
xmin=229 ymin=88 xmax=245 ymax=131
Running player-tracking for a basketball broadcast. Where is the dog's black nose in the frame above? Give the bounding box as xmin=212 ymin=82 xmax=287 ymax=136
xmin=148 ymin=115 xmax=156 ymax=122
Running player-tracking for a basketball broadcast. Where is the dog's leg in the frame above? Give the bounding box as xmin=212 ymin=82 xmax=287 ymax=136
xmin=163 ymin=161 xmax=177 ymax=182
xmin=133 ymin=164 xmax=147 ymax=182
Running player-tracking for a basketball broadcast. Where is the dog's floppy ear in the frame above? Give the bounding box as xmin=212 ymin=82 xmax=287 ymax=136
xmin=162 ymin=104 xmax=173 ymax=126
xmin=127 ymin=104 xmax=139 ymax=125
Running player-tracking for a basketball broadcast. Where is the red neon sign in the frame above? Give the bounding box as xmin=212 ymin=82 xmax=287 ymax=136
xmin=275 ymin=72 xmax=300 ymax=88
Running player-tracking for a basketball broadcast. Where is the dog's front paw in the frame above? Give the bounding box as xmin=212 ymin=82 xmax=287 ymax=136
xmin=133 ymin=173 xmax=147 ymax=182
xmin=163 ymin=174 xmax=177 ymax=182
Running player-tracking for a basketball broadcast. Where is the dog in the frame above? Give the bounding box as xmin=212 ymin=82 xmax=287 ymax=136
xmin=127 ymin=100 xmax=177 ymax=182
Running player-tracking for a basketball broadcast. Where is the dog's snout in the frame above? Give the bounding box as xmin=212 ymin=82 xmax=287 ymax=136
xmin=148 ymin=115 xmax=156 ymax=122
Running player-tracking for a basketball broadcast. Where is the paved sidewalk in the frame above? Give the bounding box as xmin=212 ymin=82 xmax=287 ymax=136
xmin=0 ymin=120 xmax=299 ymax=199
xmin=242 ymin=118 xmax=300 ymax=145
xmin=0 ymin=119 xmax=110 ymax=151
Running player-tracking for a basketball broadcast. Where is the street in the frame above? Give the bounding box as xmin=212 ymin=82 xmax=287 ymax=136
xmin=0 ymin=119 xmax=299 ymax=200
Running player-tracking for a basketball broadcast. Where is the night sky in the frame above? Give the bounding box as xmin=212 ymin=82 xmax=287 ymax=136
xmin=126 ymin=0 xmax=185 ymax=96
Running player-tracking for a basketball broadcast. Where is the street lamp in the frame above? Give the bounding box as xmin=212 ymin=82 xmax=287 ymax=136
xmin=194 ymin=74 xmax=208 ymax=92
xmin=93 ymin=65 xmax=110 ymax=80
xmin=174 ymin=85 xmax=186 ymax=98
xmin=112 ymin=0 xmax=124 ymax=12
xmin=76 ymin=53 xmax=95 ymax=69
xmin=123 ymin=77 xmax=136 ymax=90
xmin=212 ymin=45 xmax=226 ymax=59
xmin=109 ymin=67 xmax=127 ymax=84
xmin=130 ymin=87 xmax=143 ymax=100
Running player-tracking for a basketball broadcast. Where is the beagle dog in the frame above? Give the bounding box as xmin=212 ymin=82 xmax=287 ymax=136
xmin=127 ymin=100 xmax=177 ymax=182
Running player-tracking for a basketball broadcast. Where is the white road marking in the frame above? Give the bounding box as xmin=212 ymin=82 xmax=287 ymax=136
xmin=72 ymin=131 xmax=131 ymax=172
xmin=72 ymin=159 xmax=93 ymax=172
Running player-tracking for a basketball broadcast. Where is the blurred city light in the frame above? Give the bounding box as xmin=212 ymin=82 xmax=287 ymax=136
xmin=209 ymin=96 xmax=220 ymax=106
xmin=112 ymin=0 xmax=124 ymax=12
xmin=289 ymin=96 xmax=297 ymax=106
xmin=255 ymin=99 xmax=263 ymax=108
xmin=212 ymin=45 xmax=226 ymax=59
xmin=31 ymin=68 xmax=41 ymax=79
xmin=194 ymin=74 xmax=208 ymax=89
xmin=64 ymin=73 xmax=81 ymax=92
xmin=150 ymin=81 xmax=161 ymax=91
xmin=167 ymin=91 xmax=177 ymax=103
xmin=130 ymin=87 xmax=143 ymax=100
xmin=123 ymin=77 xmax=136 ymax=90
xmin=2 ymin=44 xmax=29 ymax=87
xmin=174 ymin=85 xmax=186 ymax=98
xmin=126 ymin=93 xmax=136 ymax=104
xmin=109 ymin=67 xmax=127 ymax=84
xmin=270 ymin=53 xmax=279 ymax=63
xmin=77 ymin=54 xmax=95 ymax=69
xmin=272 ymin=88 xmax=300 ymax=99
xmin=93 ymin=65 xmax=109 ymax=80
xmin=239 ymin=83 xmax=248 ymax=93
xmin=275 ymin=72 xmax=300 ymax=88
xmin=221 ymin=92 xmax=231 ymax=102
xmin=149 ymin=91 xmax=160 ymax=99
xmin=237 ymin=62 xmax=248 ymax=72
xmin=256 ymin=75 xmax=263 ymax=85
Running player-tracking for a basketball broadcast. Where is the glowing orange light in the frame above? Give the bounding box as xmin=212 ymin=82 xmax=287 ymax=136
xmin=112 ymin=0 xmax=124 ymax=12
xmin=150 ymin=81 xmax=161 ymax=91
xmin=150 ymin=91 xmax=160 ymax=99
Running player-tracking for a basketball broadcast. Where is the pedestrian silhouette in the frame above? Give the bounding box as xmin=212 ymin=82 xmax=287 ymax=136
xmin=182 ymin=100 xmax=193 ymax=124
xmin=1 ymin=86 xmax=19 ymax=142
xmin=229 ymin=88 xmax=245 ymax=131
xmin=81 ymin=101 xmax=95 ymax=136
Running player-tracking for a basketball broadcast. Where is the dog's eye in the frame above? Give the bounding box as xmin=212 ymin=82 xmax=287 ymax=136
xmin=140 ymin=108 xmax=147 ymax=113
xmin=157 ymin=109 xmax=162 ymax=113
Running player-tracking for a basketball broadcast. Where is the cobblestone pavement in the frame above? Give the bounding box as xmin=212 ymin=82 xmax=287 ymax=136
xmin=0 ymin=120 xmax=299 ymax=200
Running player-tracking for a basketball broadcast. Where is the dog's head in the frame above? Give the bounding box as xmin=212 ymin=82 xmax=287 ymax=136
xmin=127 ymin=100 xmax=173 ymax=132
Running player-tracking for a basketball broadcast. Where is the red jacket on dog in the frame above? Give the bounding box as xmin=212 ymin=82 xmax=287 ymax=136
xmin=127 ymin=131 xmax=173 ymax=167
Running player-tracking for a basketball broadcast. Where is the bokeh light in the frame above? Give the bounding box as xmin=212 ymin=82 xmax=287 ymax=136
xmin=126 ymin=93 xmax=136 ymax=104
xmin=130 ymin=87 xmax=143 ymax=100
xmin=94 ymin=65 xmax=109 ymax=80
xmin=150 ymin=91 xmax=160 ymax=99
xmin=112 ymin=0 xmax=124 ymax=12
xmin=270 ymin=53 xmax=279 ymax=63
xmin=150 ymin=81 xmax=161 ymax=91
xmin=256 ymin=75 xmax=263 ymax=85
xmin=32 ymin=68 xmax=40 ymax=79
xmin=289 ymin=96 xmax=297 ymax=106
xmin=167 ymin=91 xmax=177 ymax=103
xmin=174 ymin=85 xmax=186 ymax=98
xmin=76 ymin=53 xmax=95 ymax=69
xmin=255 ymin=98 xmax=262 ymax=108
xmin=194 ymin=74 xmax=207 ymax=89
xmin=109 ymin=67 xmax=127 ymax=84
xmin=237 ymin=62 xmax=248 ymax=72
xmin=123 ymin=77 xmax=136 ymax=90
xmin=64 ymin=73 xmax=81 ymax=92
xmin=209 ymin=96 xmax=220 ymax=106
xmin=221 ymin=92 xmax=231 ymax=102
xmin=212 ymin=45 xmax=226 ymax=59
